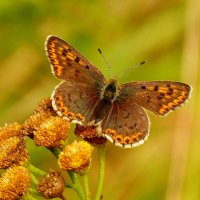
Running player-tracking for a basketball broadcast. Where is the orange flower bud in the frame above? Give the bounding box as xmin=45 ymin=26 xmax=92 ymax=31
xmin=37 ymin=171 xmax=65 ymax=199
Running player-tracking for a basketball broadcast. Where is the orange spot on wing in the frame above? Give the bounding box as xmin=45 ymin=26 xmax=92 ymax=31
xmin=105 ymin=128 xmax=146 ymax=146
xmin=173 ymin=99 xmax=181 ymax=105
xmin=105 ymin=128 xmax=116 ymax=137
xmin=79 ymin=60 xmax=84 ymax=66
xmin=75 ymin=113 xmax=85 ymax=123
xmin=58 ymin=47 xmax=64 ymax=51
xmin=168 ymin=102 xmax=176 ymax=108
xmin=49 ymin=43 xmax=55 ymax=48
xmin=54 ymin=66 xmax=63 ymax=76
xmin=55 ymin=95 xmax=63 ymax=102
xmin=115 ymin=135 xmax=123 ymax=143
xmin=159 ymin=104 xmax=170 ymax=114
xmin=60 ymin=107 xmax=68 ymax=115
xmin=147 ymin=86 xmax=154 ymax=90
xmin=66 ymin=112 xmax=75 ymax=120
xmin=67 ymin=55 xmax=75 ymax=61
xmin=131 ymin=135 xmax=139 ymax=143
xmin=124 ymin=136 xmax=131 ymax=144
xmin=51 ymin=53 xmax=58 ymax=59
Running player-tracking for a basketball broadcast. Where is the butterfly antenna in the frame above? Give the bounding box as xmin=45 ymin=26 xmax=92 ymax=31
xmin=98 ymin=48 xmax=113 ymax=77
xmin=118 ymin=61 xmax=147 ymax=80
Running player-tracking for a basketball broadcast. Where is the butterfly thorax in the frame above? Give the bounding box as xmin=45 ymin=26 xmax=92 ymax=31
xmin=101 ymin=79 xmax=120 ymax=102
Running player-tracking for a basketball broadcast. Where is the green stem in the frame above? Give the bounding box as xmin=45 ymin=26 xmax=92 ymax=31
xmin=68 ymin=171 xmax=86 ymax=199
xmin=28 ymin=163 xmax=46 ymax=176
xmin=82 ymin=174 xmax=90 ymax=200
xmin=94 ymin=145 xmax=106 ymax=200
xmin=30 ymin=174 xmax=39 ymax=185
xmin=48 ymin=147 xmax=60 ymax=158
xmin=27 ymin=192 xmax=38 ymax=200
xmin=28 ymin=188 xmax=42 ymax=199
xmin=64 ymin=181 xmax=76 ymax=189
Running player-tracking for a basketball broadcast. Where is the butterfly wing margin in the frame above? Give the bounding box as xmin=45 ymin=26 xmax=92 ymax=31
xmin=45 ymin=35 xmax=106 ymax=84
xmin=120 ymin=81 xmax=192 ymax=116
xmin=101 ymin=101 xmax=150 ymax=148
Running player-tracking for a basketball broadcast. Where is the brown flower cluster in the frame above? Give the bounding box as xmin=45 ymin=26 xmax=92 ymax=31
xmin=0 ymin=98 xmax=107 ymax=199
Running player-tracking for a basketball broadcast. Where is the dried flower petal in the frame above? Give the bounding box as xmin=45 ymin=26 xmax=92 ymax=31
xmin=37 ymin=171 xmax=65 ymax=199
xmin=75 ymin=125 xmax=107 ymax=146
xmin=34 ymin=116 xmax=70 ymax=148
xmin=0 ymin=123 xmax=23 ymax=142
xmin=0 ymin=136 xmax=29 ymax=169
xmin=58 ymin=141 xmax=93 ymax=174
xmin=0 ymin=165 xmax=30 ymax=200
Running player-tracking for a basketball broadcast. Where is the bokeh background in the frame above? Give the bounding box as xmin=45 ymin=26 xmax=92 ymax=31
xmin=0 ymin=0 xmax=199 ymax=199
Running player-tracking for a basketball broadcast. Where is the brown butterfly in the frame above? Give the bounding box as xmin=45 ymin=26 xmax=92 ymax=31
xmin=45 ymin=35 xmax=192 ymax=148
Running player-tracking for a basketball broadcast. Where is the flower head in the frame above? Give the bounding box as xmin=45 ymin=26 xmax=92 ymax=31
xmin=34 ymin=116 xmax=70 ymax=148
xmin=0 ymin=136 xmax=29 ymax=169
xmin=23 ymin=98 xmax=57 ymax=137
xmin=0 ymin=123 xmax=23 ymax=142
xmin=0 ymin=165 xmax=30 ymax=200
xmin=23 ymin=98 xmax=70 ymax=147
xmin=58 ymin=141 xmax=93 ymax=174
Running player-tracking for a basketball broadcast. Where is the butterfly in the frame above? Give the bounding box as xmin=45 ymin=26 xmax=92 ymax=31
xmin=45 ymin=35 xmax=192 ymax=148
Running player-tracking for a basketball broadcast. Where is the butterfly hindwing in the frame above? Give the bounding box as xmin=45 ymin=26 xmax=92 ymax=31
xmin=52 ymin=81 xmax=101 ymax=123
xmin=102 ymin=100 xmax=150 ymax=148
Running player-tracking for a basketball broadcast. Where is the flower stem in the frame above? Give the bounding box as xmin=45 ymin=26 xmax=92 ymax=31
xmin=82 ymin=174 xmax=90 ymax=200
xmin=48 ymin=147 xmax=60 ymax=158
xmin=27 ymin=191 xmax=39 ymax=200
xmin=30 ymin=174 xmax=39 ymax=185
xmin=68 ymin=171 xmax=85 ymax=199
xmin=28 ymin=163 xmax=46 ymax=176
xmin=94 ymin=145 xmax=106 ymax=200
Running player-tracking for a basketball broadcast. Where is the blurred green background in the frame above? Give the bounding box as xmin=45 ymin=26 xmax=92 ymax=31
xmin=0 ymin=0 xmax=199 ymax=199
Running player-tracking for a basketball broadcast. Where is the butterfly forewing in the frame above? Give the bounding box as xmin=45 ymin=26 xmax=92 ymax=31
xmin=120 ymin=81 xmax=191 ymax=116
xmin=46 ymin=36 xmax=106 ymax=83
xmin=46 ymin=36 xmax=106 ymax=123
